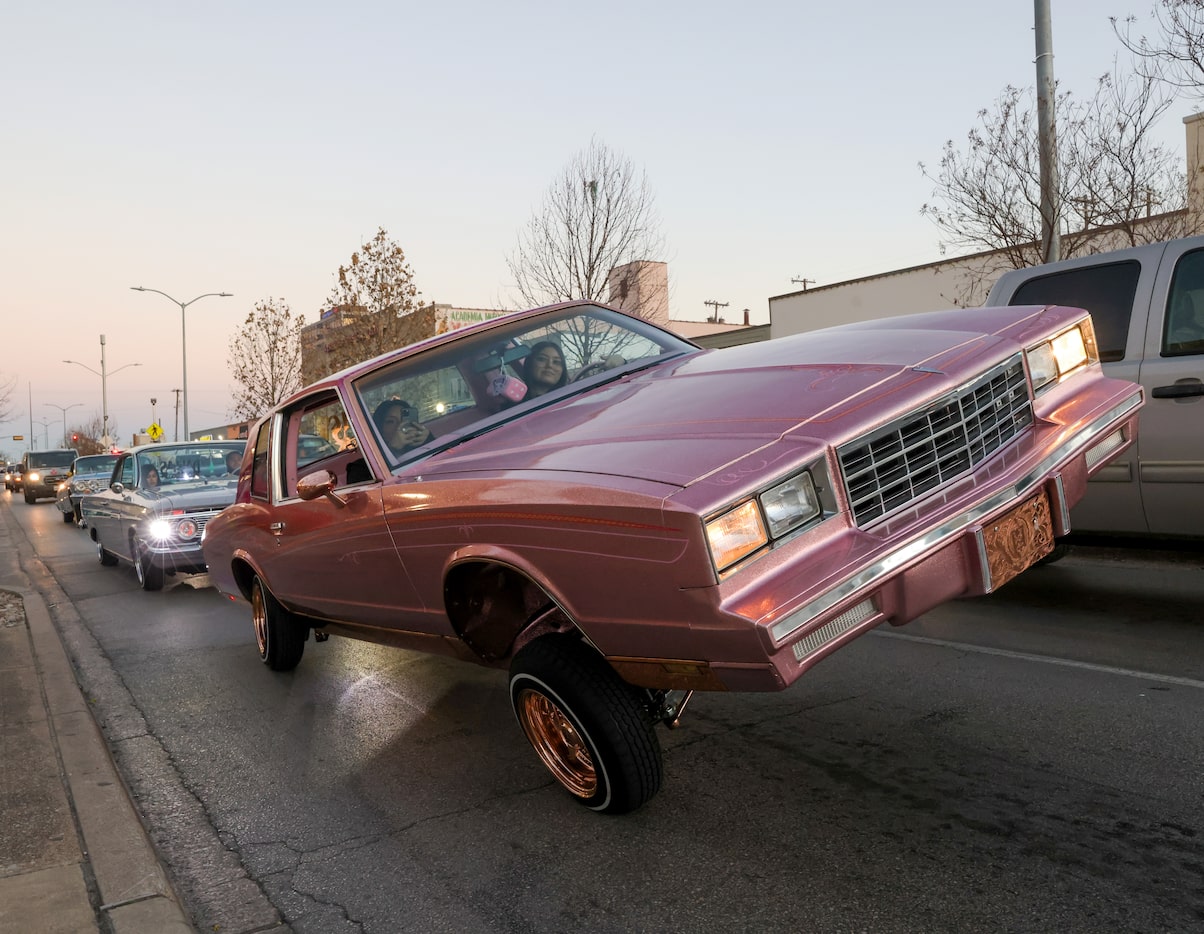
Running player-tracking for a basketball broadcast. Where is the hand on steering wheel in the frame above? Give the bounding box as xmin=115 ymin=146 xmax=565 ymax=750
xmin=572 ymin=356 xmax=627 ymax=382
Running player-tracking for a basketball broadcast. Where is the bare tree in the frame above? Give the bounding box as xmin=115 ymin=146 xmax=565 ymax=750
xmin=67 ymin=413 xmax=113 ymax=455
xmin=0 ymin=372 xmax=15 ymax=425
xmin=228 ymin=298 xmax=304 ymax=421
xmin=315 ymin=227 xmax=434 ymax=379
xmin=507 ymin=139 xmax=666 ymax=311
xmin=1114 ymin=1 xmax=1204 ymax=99
xmin=920 ymin=67 xmax=1196 ymax=300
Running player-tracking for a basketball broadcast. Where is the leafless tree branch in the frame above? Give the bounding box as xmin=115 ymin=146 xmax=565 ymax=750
xmin=227 ymin=298 xmax=304 ymax=421
xmin=506 ymin=138 xmax=666 ymax=313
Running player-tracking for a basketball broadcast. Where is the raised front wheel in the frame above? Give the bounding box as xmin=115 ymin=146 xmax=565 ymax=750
xmin=509 ymin=634 xmax=662 ymax=814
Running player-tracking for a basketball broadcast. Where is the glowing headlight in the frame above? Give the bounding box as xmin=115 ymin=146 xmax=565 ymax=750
xmin=1026 ymin=318 xmax=1097 ymax=393
xmin=28 ymin=471 xmax=41 ymax=483
xmin=148 ymin=518 xmax=174 ymax=541
xmin=706 ymin=469 xmax=823 ymax=573
xmin=706 ymin=500 xmax=767 ymax=571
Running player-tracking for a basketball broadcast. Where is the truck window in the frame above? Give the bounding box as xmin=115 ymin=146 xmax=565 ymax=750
xmin=1008 ymin=260 xmax=1140 ymax=362
xmin=1164 ymin=248 xmax=1204 ymax=356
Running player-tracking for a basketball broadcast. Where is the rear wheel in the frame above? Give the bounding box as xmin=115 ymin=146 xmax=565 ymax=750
xmin=509 ymin=634 xmax=662 ymax=814
xmin=62 ymin=508 xmax=74 ymax=524
xmin=134 ymin=543 xmax=164 ymax=591
xmin=251 ymin=576 xmax=305 ymax=671
xmin=96 ymin=539 xmax=118 ymax=566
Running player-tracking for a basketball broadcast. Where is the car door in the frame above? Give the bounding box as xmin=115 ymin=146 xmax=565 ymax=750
xmin=1136 ymin=243 xmax=1204 ymax=536
xmin=90 ymin=454 xmax=136 ymax=558
xmin=255 ymin=391 xmax=420 ymax=628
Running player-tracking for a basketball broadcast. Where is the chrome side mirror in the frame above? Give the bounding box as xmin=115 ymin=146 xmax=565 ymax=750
xmin=112 ymin=482 xmax=124 ymax=494
xmin=297 ymin=469 xmax=347 ymax=507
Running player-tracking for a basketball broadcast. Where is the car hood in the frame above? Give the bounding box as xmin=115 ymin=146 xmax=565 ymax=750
xmin=139 ymin=479 xmax=238 ymax=512
xmin=417 ymin=325 xmax=1019 ymax=488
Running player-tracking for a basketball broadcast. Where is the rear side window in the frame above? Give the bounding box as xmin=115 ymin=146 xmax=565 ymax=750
xmin=250 ymin=421 xmax=271 ymax=500
xmin=1163 ymin=248 xmax=1204 ymax=356
xmin=1009 ymin=260 xmax=1140 ymax=362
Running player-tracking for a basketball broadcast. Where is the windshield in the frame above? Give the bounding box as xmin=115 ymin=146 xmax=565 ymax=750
xmin=74 ymin=455 xmax=120 ymax=475
xmin=29 ymin=451 xmax=77 ymax=468
xmin=135 ymin=443 xmax=244 ymax=488
xmin=352 ymin=304 xmax=695 ymax=468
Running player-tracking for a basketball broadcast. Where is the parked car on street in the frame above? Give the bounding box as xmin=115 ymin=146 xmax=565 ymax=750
xmin=21 ymin=449 xmax=78 ymax=504
xmin=202 ymin=300 xmax=1142 ymax=813
xmin=84 ymin=441 xmax=244 ymax=590
xmin=55 ymin=453 xmax=122 ymax=525
xmin=988 ymin=235 xmax=1204 ymax=539
xmin=3 ymin=464 xmax=21 ymax=492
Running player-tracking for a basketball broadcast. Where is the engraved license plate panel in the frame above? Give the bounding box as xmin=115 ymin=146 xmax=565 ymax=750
xmin=982 ymin=490 xmax=1055 ymax=590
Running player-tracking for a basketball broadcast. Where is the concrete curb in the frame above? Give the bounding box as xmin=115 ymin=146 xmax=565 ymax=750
xmin=10 ymin=588 xmax=193 ymax=933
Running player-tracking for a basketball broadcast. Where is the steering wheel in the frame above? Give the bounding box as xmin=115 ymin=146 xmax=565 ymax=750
xmin=573 ymin=362 xmax=609 ymax=382
xmin=572 ymin=355 xmax=627 ymax=383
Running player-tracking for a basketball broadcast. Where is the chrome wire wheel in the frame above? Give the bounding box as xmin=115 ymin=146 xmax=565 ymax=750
xmin=251 ymin=579 xmax=269 ymax=660
xmin=509 ymin=634 xmax=663 ymax=814
xmin=516 ymin=688 xmax=597 ymax=799
xmin=249 ymin=576 xmax=305 ymax=670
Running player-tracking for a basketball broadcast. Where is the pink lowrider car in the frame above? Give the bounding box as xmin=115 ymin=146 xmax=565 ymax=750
xmin=202 ymin=301 xmax=1142 ymax=813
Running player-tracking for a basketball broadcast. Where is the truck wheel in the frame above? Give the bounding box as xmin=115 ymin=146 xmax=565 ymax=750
xmin=509 ymin=633 xmax=662 ymax=814
xmin=23 ymin=491 xmax=35 ymax=504
xmin=96 ymin=540 xmax=119 ymax=567
xmin=134 ymin=544 xmax=164 ymax=591
xmin=251 ymin=576 xmax=305 ymax=671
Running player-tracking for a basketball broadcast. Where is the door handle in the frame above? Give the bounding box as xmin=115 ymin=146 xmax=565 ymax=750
xmin=1151 ymin=382 xmax=1204 ymax=399
xmin=270 ymin=521 xmax=285 ymax=534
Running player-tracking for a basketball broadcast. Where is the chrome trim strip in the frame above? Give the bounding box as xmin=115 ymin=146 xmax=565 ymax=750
xmin=1053 ymin=474 xmax=1070 ymax=532
xmin=769 ymin=391 xmax=1141 ymax=643
xmin=974 ymin=527 xmax=991 ymax=590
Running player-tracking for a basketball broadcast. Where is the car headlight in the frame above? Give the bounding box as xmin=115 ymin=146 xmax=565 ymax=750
xmin=148 ymin=518 xmax=174 ymax=541
xmin=1026 ymin=318 xmax=1097 ymax=394
xmin=28 ymin=471 xmax=41 ymax=483
xmin=706 ymin=500 xmax=767 ymax=571
xmin=706 ymin=470 xmax=822 ymax=573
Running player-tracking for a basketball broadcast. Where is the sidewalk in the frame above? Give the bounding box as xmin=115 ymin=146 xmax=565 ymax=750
xmin=0 ymin=517 xmax=192 ymax=932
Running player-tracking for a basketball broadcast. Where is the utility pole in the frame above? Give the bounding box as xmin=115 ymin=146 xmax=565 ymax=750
xmin=703 ymin=299 xmax=729 ymax=322
xmin=1035 ymin=0 xmax=1060 ymax=263
xmin=172 ymin=389 xmax=182 ymax=442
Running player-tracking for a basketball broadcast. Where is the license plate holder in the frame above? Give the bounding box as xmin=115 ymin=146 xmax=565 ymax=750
xmin=981 ymin=491 xmax=1054 ymax=591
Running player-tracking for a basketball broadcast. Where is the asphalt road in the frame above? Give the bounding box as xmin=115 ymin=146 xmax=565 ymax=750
xmin=5 ymin=492 xmax=1203 ymax=934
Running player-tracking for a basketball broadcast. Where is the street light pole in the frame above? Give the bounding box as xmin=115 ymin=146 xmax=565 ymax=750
xmin=64 ymin=335 xmax=141 ymax=448
xmin=130 ymin=287 xmax=232 ymax=440
xmin=44 ymin=402 xmax=82 ymax=447
xmin=34 ymin=418 xmax=53 ymax=449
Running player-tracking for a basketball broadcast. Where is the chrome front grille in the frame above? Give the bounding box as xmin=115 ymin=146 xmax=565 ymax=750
xmin=839 ymin=355 xmax=1032 ymax=527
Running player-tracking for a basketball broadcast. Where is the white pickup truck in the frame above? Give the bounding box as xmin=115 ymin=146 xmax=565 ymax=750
xmin=987 ymin=236 xmax=1204 ymax=539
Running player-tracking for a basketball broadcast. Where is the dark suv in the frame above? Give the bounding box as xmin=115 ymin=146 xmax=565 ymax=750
xmin=21 ymin=449 xmax=78 ymax=504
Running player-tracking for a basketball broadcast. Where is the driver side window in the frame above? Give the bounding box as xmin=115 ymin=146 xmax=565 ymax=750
xmin=280 ymin=393 xmax=372 ymax=499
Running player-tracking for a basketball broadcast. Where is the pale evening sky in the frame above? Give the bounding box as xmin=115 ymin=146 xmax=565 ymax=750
xmin=1 ymin=1 xmax=1191 ymax=457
